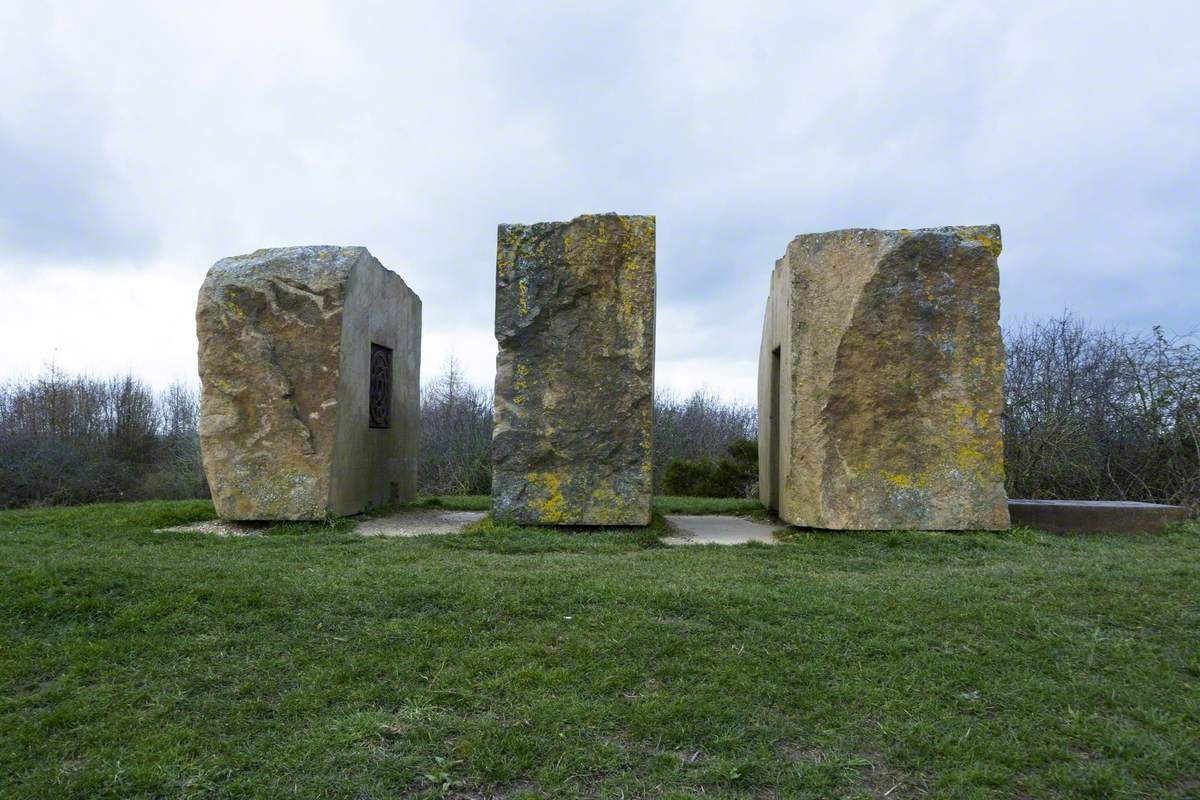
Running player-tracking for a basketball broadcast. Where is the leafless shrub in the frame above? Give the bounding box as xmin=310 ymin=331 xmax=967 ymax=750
xmin=418 ymin=357 xmax=493 ymax=496
xmin=5 ymin=314 xmax=1194 ymax=509
xmin=1003 ymin=314 xmax=1199 ymax=510
xmin=0 ymin=366 xmax=207 ymax=507
xmin=415 ymin=367 xmax=758 ymax=496
xmin=143 ymin=381 xmax=209 ymax=500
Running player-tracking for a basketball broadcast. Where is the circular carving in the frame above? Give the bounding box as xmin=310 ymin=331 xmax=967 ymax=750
xmin=369 ymin=344 xmax=392 ymax=428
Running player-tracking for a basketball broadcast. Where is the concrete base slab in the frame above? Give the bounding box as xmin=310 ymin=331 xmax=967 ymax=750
xmin=354 ymin=510 xmax=486 ymax=537
xmin=1009 ymin=499 xmax=1189 ymax=534
xmin=663 ymin=515 xmax=784 ymax=545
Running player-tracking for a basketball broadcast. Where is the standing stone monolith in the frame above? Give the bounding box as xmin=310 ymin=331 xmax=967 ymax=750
xmin=758 ymin=226 xmax=1010 ymax=530
xmin=196 ymin=246 xmax=420 ymax=520
xmin=492 ymin=213 xmax=656 ymax=525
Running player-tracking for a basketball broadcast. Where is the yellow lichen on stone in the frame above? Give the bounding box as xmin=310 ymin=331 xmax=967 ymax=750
xmin=955 ymin=444 xmax=987 ymax=473
xmin=517 ymin=279 xmax=529 ymax=316
xmin=871 ymin=398 xmax=995 ymax=502
xmin=588 ymin=482 xmax=624 ymax=524
xmin=512 ymin=363 xmax=528 ymax=406
xmin=640 ymin=427 xmax=653 ymax=477
xmin=970 ymin=232 xmax=1002 ymax=258
xmin=619 ymin=268 xmax=637 ymax=322
xmin=951 ymin=403 xmax=973 ymax=426
xmin=220 ymin=299 xmax=247 ymax=320
xmin=613 ymin=218 xmax=653 ymax=342
xmin=496 ymin=231 xmax=518 ymax=281
xmin=947 ymin=403 xmax=990 ymax=476
xmin=526 ymin=471 xmax=566 ymax=523
xmin=882 ymin=471 xmax=925 ymax=490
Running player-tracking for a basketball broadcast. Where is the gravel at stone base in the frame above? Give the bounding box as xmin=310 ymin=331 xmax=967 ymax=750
xmin=155 ymin=510 xmax=486 ymax=538
xmin=154 ymin=519 xmax=267 ymax=537
xmin=354 ymin=510 xmax=486 ymax=537
xmin=157 ymin=511 xmax=787 ymax=544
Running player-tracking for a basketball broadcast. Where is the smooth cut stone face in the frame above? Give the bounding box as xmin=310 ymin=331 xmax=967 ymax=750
xmin=492 ymin=213 xmax=656 ymax=526
xmin=196 ymin=246 xmax=421 ymax=520
xmin=758 ymin=226 xmax=1010 ymax=530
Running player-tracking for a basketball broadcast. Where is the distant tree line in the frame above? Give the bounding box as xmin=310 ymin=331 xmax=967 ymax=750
xmin=415 ymin=359 xmax=759 ymax=497
xmin=0 ymin=367 xmax=207 ymax=508
xmin=1 ymin=315 xmax=1195 ymax=510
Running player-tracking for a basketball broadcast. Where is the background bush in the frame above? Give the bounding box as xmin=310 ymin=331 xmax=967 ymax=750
xmin=1003 ymin=314 xmax=1199 ymax=510
xmin=652 ymin=388 xmax=757 ymax=491
xmin=662 ymin=438 xmax=759 ymax=498
xmin=418 ymin=357 xmax=493 ymax=496
xmin=0 ymin=367 xmax=207 ymax=507
xmin=2 ymin=315 xmax=1195 ymax=508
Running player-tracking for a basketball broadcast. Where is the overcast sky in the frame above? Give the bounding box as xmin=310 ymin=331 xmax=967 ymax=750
xmin=2 ymin=1 xmax=1197 ymax=401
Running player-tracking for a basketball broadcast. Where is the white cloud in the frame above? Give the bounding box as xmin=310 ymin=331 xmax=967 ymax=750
xmin=0 ymin=260 xmax=200 ymax=386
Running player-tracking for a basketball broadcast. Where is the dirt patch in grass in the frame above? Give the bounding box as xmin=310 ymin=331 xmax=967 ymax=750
xmin=856 ymin=751 xmax=925 ymax=798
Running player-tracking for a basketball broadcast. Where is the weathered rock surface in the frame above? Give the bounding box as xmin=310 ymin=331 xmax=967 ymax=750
xmin=758 ymin=226 xmax=1010 ymax=530
xmin=197 ymin=246 xmax=420 ymax=520
xmin=492 ymin=213 xmax=655 ymax=525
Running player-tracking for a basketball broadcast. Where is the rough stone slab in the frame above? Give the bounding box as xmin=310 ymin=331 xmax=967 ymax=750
xmin=1009 ymin=499 xmax=1189 ymax=534
xmin=197 ymin=246 xmax=420 ymax=520
xmin=662 ymin=515 xmax=783 ymax=545
xmin=492 ymin=213 xmax=656 ymax=526
xmin=758 ymin=227 xmax=1010 ymax=530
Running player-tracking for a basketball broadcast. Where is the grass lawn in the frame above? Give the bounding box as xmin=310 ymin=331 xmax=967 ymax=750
xmin=1 ymin=500 xmax=1198 ymax=799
